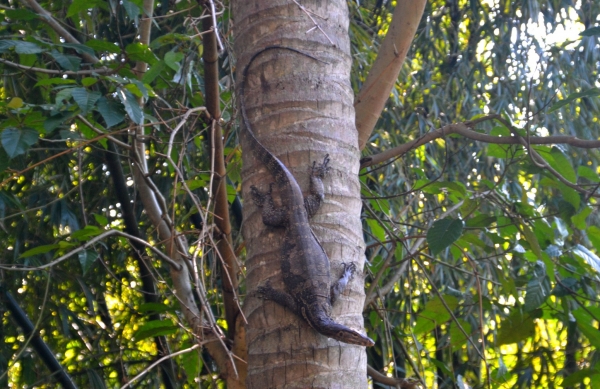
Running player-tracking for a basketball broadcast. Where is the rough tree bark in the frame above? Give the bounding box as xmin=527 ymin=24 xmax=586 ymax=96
xmin=234 ymin=0 xmax=369 ymax=387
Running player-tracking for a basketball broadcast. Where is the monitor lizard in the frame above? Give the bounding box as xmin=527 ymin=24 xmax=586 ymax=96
xmin=240 ymin=46 xmax=374 ymax=347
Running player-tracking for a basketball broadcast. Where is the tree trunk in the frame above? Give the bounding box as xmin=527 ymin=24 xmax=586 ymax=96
xmin=234 ymin=0 xmax=369 ymax=387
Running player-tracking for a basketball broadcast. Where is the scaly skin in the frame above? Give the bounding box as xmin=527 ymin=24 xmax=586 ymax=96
xmin=241 ymin=46 xmax=374 ymax=347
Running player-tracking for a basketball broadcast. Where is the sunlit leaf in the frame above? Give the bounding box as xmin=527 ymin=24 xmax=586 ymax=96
xmin=412 ymin=295 xmax=458 ymax=336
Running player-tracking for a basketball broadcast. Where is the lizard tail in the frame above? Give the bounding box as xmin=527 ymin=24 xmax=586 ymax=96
xmin=239 ymin=46 xmax=325 ymax=186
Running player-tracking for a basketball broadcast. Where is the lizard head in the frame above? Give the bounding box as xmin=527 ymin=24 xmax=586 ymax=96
xmin=335 ymin=328 xmax=375 ymax=347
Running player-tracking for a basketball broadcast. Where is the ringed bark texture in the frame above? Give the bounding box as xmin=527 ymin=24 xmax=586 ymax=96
xmin=234 ymin=0 xmax=368 ymax=388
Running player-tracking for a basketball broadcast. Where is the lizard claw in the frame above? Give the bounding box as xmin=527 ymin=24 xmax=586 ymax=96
xmin=256 ymin=280 xmax=273 ymax=300
xmin=311 ymin=154 xmax=331 ymax=179
xmin=341 ymin=262 xmax=357 ymax=277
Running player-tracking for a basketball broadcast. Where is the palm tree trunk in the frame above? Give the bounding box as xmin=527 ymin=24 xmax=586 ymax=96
xmin=234 ymin=0 xmax=369 ymax=387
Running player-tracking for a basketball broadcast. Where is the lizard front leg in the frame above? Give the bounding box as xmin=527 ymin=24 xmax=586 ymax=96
xmin=304 ymin=154 xmax=331 ymax=218
xmin=330 ymin=262 xmax=356 ymax=305
xmin=257 ymin=281 xmax=298 ymax=313
xmin=251 ymin=183 xmax=288 ymax=227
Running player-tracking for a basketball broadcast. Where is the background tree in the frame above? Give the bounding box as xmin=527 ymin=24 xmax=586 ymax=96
xmin=0 ymin=1 xmax=598 ymax=389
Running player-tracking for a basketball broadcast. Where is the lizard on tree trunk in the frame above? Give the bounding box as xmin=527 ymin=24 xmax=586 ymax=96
xmin=240 ymin=46 xmax=374 ymax=347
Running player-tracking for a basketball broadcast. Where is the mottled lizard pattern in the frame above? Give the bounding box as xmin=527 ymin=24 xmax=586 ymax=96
xmin=241 ymin=46 xmax=374 ymax=347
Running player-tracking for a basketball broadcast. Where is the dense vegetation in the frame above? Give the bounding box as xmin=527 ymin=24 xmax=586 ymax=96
xmin=0 ymin=0 xmax=598 ymax=387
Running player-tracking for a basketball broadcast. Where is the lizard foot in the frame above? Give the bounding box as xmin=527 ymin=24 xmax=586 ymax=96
xmin=311 ymin=154 xmax=331 ymax=179
xmin=250 ymin=183 xmax=274 ymax=208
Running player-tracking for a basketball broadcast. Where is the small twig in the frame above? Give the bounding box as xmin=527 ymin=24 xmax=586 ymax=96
xmin=0 ymin=230 xmax=182 ymax=271
xmin=292 ymin=0 xmax=334 ymax=45
xmin=0 ymin=57 xmax=115 ymax=75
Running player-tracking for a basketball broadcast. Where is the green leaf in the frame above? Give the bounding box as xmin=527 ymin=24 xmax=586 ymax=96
xmin=71 ymin=225 xmax=104 ymax=241
xmin=50 ymin=50 xmax=81 ymax=71
xmin=13 ymin=41 xmax=44 ymax=54
xmin=572 ymin=244 xmax=600 ymax=274
xmin=572 ymin=309 xmax=600 ymax=349
xmin=19 ymin=244 xmax=60 ymax=258
xmin=72 ymin=88 xmax=101 ymax=114
xmin=125 ymin=42 xmax=157 ymax=65
xmin=181 ymin=344 xmax=202 ymax=384
xmin=67 ymin=0 xmax=102 ymax=17
xmin=142 ymin=60 xmax=167 ymax=84
xmin=93 ymin=213 xmax=109 ymax=226
xmin=7 ymin=97 xmax=23 ymax=109
xmin=580 ymin=26 xmax=600 ymax=37
xmin=81 ymin=77 xmax=98 ymax=87
xmin=164 ymin=51 xmax=184 ymax=71
xmin=562 ymin=368 xmax=600 ymax=387
xmin=0 ymin=40 xmax=16 ymax=53
xmin=122 ymin=0 xmax=141 ymax=25
xmin=427 ymin=217 xmax=464 ymax=255
xmin=549 ymin=88 xmax=600 ymax=112
xmin=86 ymin=369 xmax=106 ymax=389
xmin=78 ymin=250 xmax=98 ymax=275
xmin=85 ymin=39 xmax=120 ymax=54
xmin=35 ymin=78 xmax=77 ymax=87
xmin=117 ymin=88 xmax=144 ymax=124
xmin=96 ymin=97 xmax=125 ymax=128
xmin=1 ymin=127 xmax=38 ymax=158
xmin=524 ymin=277 xmax=550 ymax=312
xmin=497 ymin=310 xmax=536 ymax=345
xmin=549 ymin=147 xmax=577 ymax=183
xmin=412 ymin=295 xmax=459 ymax=336
xmin=449 ymin=319 xmax=471 ymax=351
xmin=133 ymin=320 xmax=178 ymax=341
xmin=139 ymin=302 xmax=175 ymax=314
xmin=366 ymin=218 xmax=386 ymax=242
xmin=520 ymin=221 xmax=542 ymax=260
xmin=588 ymin=226 xmax=600 ymax=253
xmin=577 ymin=166 xmax=599 ymax=182
xmin=5 ymin=9 xmax=39 ymax=21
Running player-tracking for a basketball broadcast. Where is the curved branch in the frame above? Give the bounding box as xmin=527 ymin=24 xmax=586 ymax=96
xmin=20 ymin=0 xmax=99 ymax=64
xmin=361 ymin=115 xmax=600 ymax=169
xmin=0 ymin=57 xmax=115 ymax=75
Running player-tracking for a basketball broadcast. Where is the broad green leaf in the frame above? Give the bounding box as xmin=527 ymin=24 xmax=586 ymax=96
xmin=588 ymin=226 xmax=600 ymax=253
xmin=164 ymin=51 xmax=184 ymax=71
xmin=366 ymin=218 xmax=386 ymax=242
xmin=572 ymin=244 xmax=600 ymax=274
xmin=577 ymin=166 xmax=599 ymax=182
xmin=497 ymin=310 xmax=536 ymax=345
xmin=562 ymin=368 xmax=600 ymax=387
xmin=78 ymin=250 xmax=98 ymax=275
xmin=117 ymin=88 xmax=144 ymax=124
xmin=122 ymin=0 xmax=141 ymax=25
xmin=72 ymin=88 xmax=101 ymax=114
xmin=85 ymin=39 xmax=120 ymax=54
xmin=427 ymin=217 xmax=464 ymax=255
xmin=572 ymin=309 xmax=600 ymax=349
xmin=572 ymin=206 xmax=592 ymax=230
xmin=133 ymin=320 xmax=178 ymax=341
xmin=50 ymin=50 xmax=81 ymax=71
xmin=1 ymin=127 xmax=38 ymax=158
xmin=181 ymin=344 xmax=202 ymax=384
xmin=5 ymin=9 xmax=38 ymax=21
xmin=549 ymin=148 xmax=577 ymax=183
xmin=449 ymin=319 xmax=471 ymax=351
xmin=71 ymin=225 xmax=104 ymax=241
xmin=19 ymin=244 xmax=59 ymax=258
xmin=86 ymin=369 xmax=106 ymax=389
xmin=412 ymin=295 xmax=459 ymax=336
xmin=96 ymin=97 xmax=125 ymax=128
xmin=142 ymin=60 xmax=167 ymax=84
xmin=524 ymin=277 xmax=550 ymax=312
xmin=520 ymin=221 xmax=542 ymax=259
xmin=580 ymin=26 xmax=600 ymax=36
xmin=13 ymin=41 xmax=44 ymax=54
xmin=81 ymin=77 xmax=98 ymax=87
xmin=93 ymin=213 xmax=108 ymax=226
xmin=125 ymin=42 xmax=157 ymax=65
xmin=67 ymin=0 xmax=103 ymax=17
xmin=139 ymin=302 xmax=175 ymax=314
xmin=35 ymin=78 xmax=77 ymax=87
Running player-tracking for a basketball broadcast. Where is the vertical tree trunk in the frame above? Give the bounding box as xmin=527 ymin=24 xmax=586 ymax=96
xmin=234 ymin=1 xmax=369 ymax=387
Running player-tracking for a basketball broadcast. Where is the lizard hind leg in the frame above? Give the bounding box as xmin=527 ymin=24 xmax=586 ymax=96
xmin=250 ymin=183 xmax=288 ymax=227
xmin=330 ymin=262 xmax=357 ymax=305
